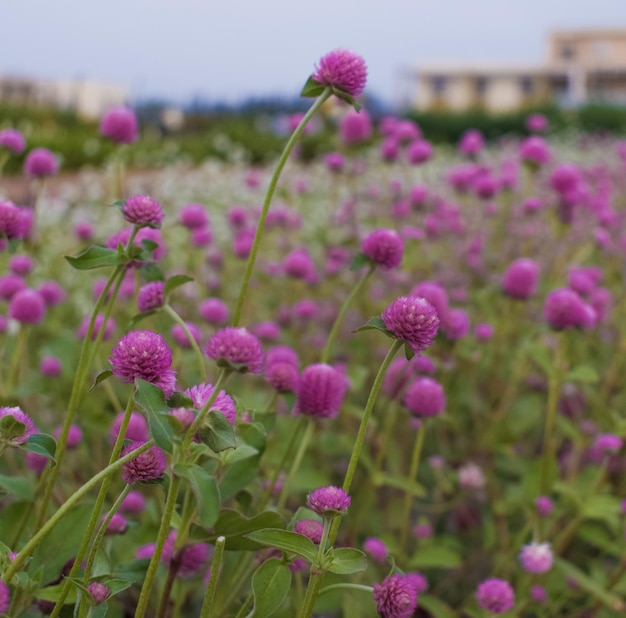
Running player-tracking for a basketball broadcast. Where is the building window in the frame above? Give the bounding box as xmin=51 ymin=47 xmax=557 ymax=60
xmin=519 ymin=77 xmax=534 ymax=94
xmin=560 ymin=44 xmax=576 ymax=60
xmin=431 ymin=76 xmax=447 ymax=93
xmin=475 ymin=77 xmax=488 ymax=94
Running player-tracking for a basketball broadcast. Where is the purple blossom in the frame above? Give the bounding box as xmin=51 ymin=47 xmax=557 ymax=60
xmin=295 ymin=363 xmax=348 ymax=419
xmin=87 ymin=582 xmax=110 ymax=605
xmin=122 ymin=195 xmax=165 ymax=227
xmin=476 ymin=578 xmax=515 ymax=614
xmin=294 ymin=519 xmax=324 ymax=544
xmin=362 ymin=229 xmax=404 ymax=270
xmin=99 ymin=105 xmax=138 ymax=144
xmin=24 ymin=148 xmax=59 ymax=177
xmin=373 ymin=574 xmax=418 ymax=618
xmin=519 ymin=542 xmax=553 ymax=574
xmin=312 ymin=49 xmax=368 ymax=98
xmin=0 ymin=129 xmax=25 ymax=153
xmin=307 ymin=485 xmax=351 ymax=516
xmin=121 ymin=441 xmax=167 ymax=484
xmin=9 ymin=289 xmax=46 ymax=324
xmin=137 ymin=281 xmax=165 ymax=312
xmin=185 ymin=382 xmax=236 ymax=424
xmin=381 ymin=296 xmax=440 ymax=353
xmin=204 ymin=327 xmax=264 ymax=374
xmin=404 ymin=377 xmax=445 ymax=418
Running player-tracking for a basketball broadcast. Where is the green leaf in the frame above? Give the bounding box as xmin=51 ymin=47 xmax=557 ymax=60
xmin=0 ymin=473 xmax=35 ymax=500
xmin=219 ymin=449 xmax=262 ymax=501
xmin=174 ymin=463 xmax=220 ymax=528
xmin=65 ymin=245 xmax=125 ymax=270
xmin=140 ymin=263 xmax=165 ymax=282
xmin=164 ymin=274 xmax=194 ymax=298
xmin=566 ymin=365 xmax=599 ymax=384
xmin=300 ymin=76 xmax=326 ymax=98
xmin=0 ymin=414 xmax=26 ymax=441
xmin=22 ymin=434 xmax=57 ymax=463
xmin=582 ymin=495 xmax=621 ymax=531
xmin=214 ymin=510 xmax=285 ymax=551
xmin=133 ymin=379 xmax=175 ymax=453
xmin=404 ymin=343 xmax=415 ymax=360
xmin=35 ymin=583 xmax=78 ymax=604
xmin=350 ymin=252 xmax=372 ymax=271
xmin=353 ymin=316 xmax=393 ymax=336
xmin=326 ymin=548 xmax=367 ymax=574
xmin=167 ymin=392 xmax=194 ymax=409
xmin=200 ymin=410 xmax=237 ymax=453
xmin=101 ymin=578 xmax=134 ymax=596
xmin=244 ymin=529 xmax=318 ymax=563
xmin=90 ymin=369 xmax=113 ymax=391
xmin=409 ymin=545 xmax=462 ymax=569
xmin=417 ymin=594 xmax=457 ymax=618
xmin=110 ymin=200 xmax=125 ymax=210
xmin=331 ymin=87 xmax=360 ymax=111
xmin=248 ymin=558 xmax=292 ymax=617
xmin=128 ymin=310 xmax=157 ymax=329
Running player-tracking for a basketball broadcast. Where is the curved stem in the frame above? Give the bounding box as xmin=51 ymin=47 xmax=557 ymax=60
xmin=231 ymin=89 xmax=331 ymax=326
xmin=199 ymin=535 xmax=226 ymax=618
xmin=321 ymin=264 xmax=374 ymax=363
xmin=318 ymin=583 xmax=374 ymax=596
xmin=399 ymin=421 xmax=426 ymax=551
xmin=163 ymin=304 xmax=207 ymax=381
xmin=277 ymin=418 xmax=314 ymax=510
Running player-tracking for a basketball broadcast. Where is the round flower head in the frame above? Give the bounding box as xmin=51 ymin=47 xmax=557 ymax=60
xmin=0 ymin=580 xmax=9 ymax=613
xmin=519 ymin=542 xmax=553 ymax=574
xmin=0 ymin=201 xmax=29 ymax=239
xmin=296 ymin=363 xmax=348 ymax=419
xmin=87 ymin=582 xmax=110 ymax=605
xmin=459 ymin=129 xmax=484 ymax=156
xmin=122 ymin=194 xmax=165 ymax=228
xmin=475 ymin=323 xmax=494 ymax=340
xmin=75 ymin=220 xmax=94 ymax=241
xmin=77 ymin=314 xmax=116 ymax=341
xmin=265 ymin=361 xmax=299 ymax=393
xmin=325 ymin=152 xmax=345 ymax=172
xmin=25 ymin=451 xmax=48 ymax=475
xmin=312 ymin=49 xmax=368 ymax=98
xmin=24 ymin=148 xmax=59 ymax=177
xmin=267 ymin=345 xmax=299 ymax=368
xmin=104 ymin=513 xmax=128 ymax=535
xmin=54 ymin=424 xmax=83 ymax=449
xmin=550 ymin=163 xmax=580 ymax=195
xmin=199 ymin=298 xmax=229 ymax=325
xmin=405 ymin=572 xmax=428 ymax=594
xmin=0 ymin=274 xmax=26 ymax=300
xmin=193 ymin=227 xmax=213 ymax=247
xmin=171 ymin=322 xmax=201 ymax=349
xmin=364 ymin=537 xmax=388 ymax=563
xmin=162 ymin=530 xmax=210 ymax=577
xmin=40 ymin=356 xmax=62 ymax=377
xmin=294 ymin=519 xmax=324 ymax=544
xmin=283 ymin=248 xmax=316 ymax=281
xmin=411 ymin=282 xmax=448 ymax=318
xmin=137 ymin=281 xmax=165 ymax=312
xmin=120 ymin=490 xmax=146 ymax=513
xmin=99 ymin=105 xmax=138 ymax=144
xmin=179 ymin=203 xmax=209 ymax=229
xmin=373 ymin=574 xmax=418 ymax=618
xmin=109 ymin=330 xmax=177 ymax=397
xmin=441 ymin=308 xmax=470 ymax=340
xmin=109 ymin=411 xmax=149 ymax=444
xmin=458 ymin=462 xmax=486 ymax=489
xmin=307 ymin=485 xmax=351 ymax=517
xmin=204 ymin=327 xmax=264 ymax=374
xmin=476 ymin=578 xmax=515 ymax=614
xmin=530 ymin=585 xmax=547 ymax=604
xmin=382 ymin=296 xmax=440 ymax=353
xmin=9 ymin=288 xmax=46 ymax=324
xmin=38 ymin=280 xmax=66 ymax=306
xmin=0 ymin=128 xmax=25 ymax=153
xmin=407 ymin=139 xmax=433 ymax=165
xmin=404 ymin=377 xmax=445 ymax=418
xmin=185 ymin=382 xmax=237 ymax=424
xmin=592 ymin=433 xmax=622 ymax=455
xmin=0 ymin=407 xmax=36 ymax=446
xmin=543 ymin=288 xmax=586 ymax=330
xmin=535 ymin=496 xmax=553 ymax=517
xmin=362 ymin=228 xmax=404 ymax=270
xmin=526 ymin=114 xmax=548 ymax=133
xmin=9 ymin=255 xmax=33 ymax=276
xmin=502 ymin=258 xmax=540 ymax=299
xmin=340 ymin=108 xmax=372 ymax=144
xmin=121 ymin=441 xmax=167 ymax=484
xmin=136 ymin=543 xmax=156 ymax=560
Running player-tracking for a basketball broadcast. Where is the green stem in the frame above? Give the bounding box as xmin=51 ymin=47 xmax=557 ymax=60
xmin=199 ymin=536 xmax=226 ymax=618
xmin=163 ymin=304 xmax=207 ymax=381
xmin=277 ymin=418 xmax=315 ymax=510
xmin=233 ymin=594 xmax=253 ymax=618
xmin=5 ymin=325 xmax=28 ymax=397
xmin=320 ymin=264 xmax=374 ymax=363
xmin=2 ymin=440 xmax=154 ymax=584
xmin=135 ymin=474 xmax=182 ymax=618
xmin=318 ymin=583 xmax=374 ymax=596
xmin=231 ymin=89 xmax=331 ymax=326
xmin=399 ymin=421 xmax=426 ymax=550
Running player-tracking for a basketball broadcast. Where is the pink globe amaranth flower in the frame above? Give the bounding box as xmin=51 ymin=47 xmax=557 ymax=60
xmin=199 ymin=298 xmax=229 ymax=325
xmin=9 ymin=288 xmax=46 ymax=324
xmin=137 ymin=281 xmax=165 ymax=312
xmin=0 ymin=128 xmax=25 ymax=153
xmin=0 ymin=579 xmax=9 ymax=613
xmin=296 ymin=363 xmax=348 ymax=419
xmin=107 ymin=227 xmax=165 ymax=265
xmin=526 ymin=114 xmax=548 ymax=133
xmin=381 ymin=137 xmax=400 ymax=162
xmin=475 ymin=323 xmax=494 ymax=340
xmin=109 ymin=330 xmax=177 ymax=397
xmin=99 ymin=105 xmax=138 ymax=144
xmin=407 ymin=139 xmax=433 ymax=165
xmin=405 ymin=572 xmax=428 ymax=594
xmin=502 ymin=258 xmax=540 ymax=300
xmin=24 ymin=148 xmax=59 ymax=177
xmin=393 ymin=119 xmax=421 ymax=143
xmin=362 ymin=228 xmax=404 ymax=270
xmin=413 ymin=523 xmax=433 ymax=538
xmin=265 ymin=361 xmax=299 ymax=393
xmin=104 ymin=513 xmax=128 ymax=535
xmin=109 ymin=411 xmax=149 ymax=445
xmin=294 ymin=519 xmax=324 ymax=544
xmin=205 ymin=327 xmax=264 ymax=374
xmin=40 ymin=356 xmax=62 ymax=377
xmin=543 ymin=288 xmax=587 ymax=330
xmin=340 ymin=108 xmax=372 ymax=144
xmin=312 ymin=49 xmax=367 ymax=98
xmin=382 ymin=296 xmax=440 ymax=353
xmin=0 ymin=201 xmax=29 ymax=239
xmin=266 ymin=345 xmax=299 ymax=368
xmin=227 ymin=205 xmax=248 ymax=229
xmin=54 ymin=424 xmax=83 ymax=449
xmin=535 ymin=496 xmax=553 ymax=517
xmin=519 ymin=542 xmax=553 ymax=574
xmin=77 ymin=314 xmax=116 ymax=341
xmin=550 ymin=163 xmax=580 ymax=195
xmin=476 ymin=578 xmax=515 ymax=614
xmin=592 ymin=433 xmax=622 ymax=455
xmin=283 ymin=248 xmax=316 ymax=281
xmin=87 ymin=582 xmax=110 ymax=605
xmin=523 ymin=197 xmax=543 ymax=213
xmin=373 ymin=574 xmax=418 ymax=618
xmin=122 ymin=194 xmax=165 ymax=228
xmin=185 ymin=382 xmax=236 ymax=424
xmin=292 ymin=299 xmax=319 ymax=322
xmin=171 ymin=322 xmax=201 ymax=349
xmin=411 ymin=282 xmax=448 ymax=318
xmin=567 ymin=267 xmax=598 ymax=296
xmin=441 ymin=308 xmax=470 ymax=341
xmin=459 ymin=129 xmax=484 ymax=156
xmin=404 ymin=377 xmax=445 ymax=418
xmin=363 ymin=537 xmax=388 ymax=563
xmin=307 ymin=485 xmax=351 ymax=516
xmin=37 ymin=280 xmax=66 ymax=306
xmin=179 ymin=203 xmax=209 ymax=230
xmin=9 ymin=255 xmax=33 ymax=276
xmin=75 ymin=220 xmax=94 ymax=241
xmin=474 ymin=174 xmax=499 ymax=200
xmin=530 ymin=585 xmax=547 ymax=604
xmin=192 ymin=227 xmax=213 ymax=247
xmin=325 ymin=152 xmax=345 ymax=172
xmin=25 ymin=451 xmax=48 ymax=475
xmin=252 ymin=321 xmax=280 ymax=342
xmin=121 ymin=441 xmax=167 ymax=484
xmin=458 ymin=462 xmax=486 ymax=489
xmin=0 ymin=274 xmax=26 ymax=300
xmin=162 ymin=530 xmax=210 ymax=577
xmin=590 ymin=287 xmax=612 ymax=322
xmin=136 ymin=543 xmax=156 ymax=560
xmin=520 ymin=136 xmax=551 ymax=167
xmin=120 ymin=490 xmax=146 ymax=513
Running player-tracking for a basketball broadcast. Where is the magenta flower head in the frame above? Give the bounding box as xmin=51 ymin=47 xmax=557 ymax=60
xmin=121 ymin=441 xmax=167 ymax=484
xmin=120 ymin=490 xmax=146 ymax=513
xmin=411 ymin=282 xmax=448 ymax=318
xmin=340 ymin=108 xmax=372 ymax=144
xmin=87 ymin=582 xmax=110 ymax=605
xmin=38 ymin=280 xmax=66 ymax=306
xmin=99 ymin=105 xmax=138 ymax=144
xmin=40 ymin=356 xmax=62 ymax=377
xmin=543 ymin=288 xmax=586 ymax=330
xmin=441 ymin=308 xmax=470 ymax=341
xmin=526 ymin=114 xmax=548 ymax=133
xmin=476 ymin=578 xmax=515 ymax=614
xmin=325 ymin=152 xmax=345 ymax=172
xmin=198 ymin=298 xmax=229 ymax=325
xmin=267 ymin=345 xmax=299 ymax=368
xmin=0 ymin=129 xmax=25 ymax=153
xmin=405 ymin=572 xmax=428 ymax=594
xmin=382 ymin=296 xmax=440 ymax=353
xmin=459 ymin=129 xmax=484 ymax=157
xmin=535 ymin=496 xmax=553 ymax=517
xmin=109 ymin=330 xmax=177 ymax=397
xmin=296 ymin=363 xmax=348 ymax=419
xmin=362 ymin=228 xmax=404 ymax=270
xmin=307 ymin=485 xmax=351 ymax=517
xmin=205 ymin=327 xmax=264 ymax=374
xmin=0 ymin=201 xmax=29 ymax=239
xmin=0 ymin=579 xmax=10 ymax=613
xmin=294 ymin=519 xmax=324 ymax=544
xmin=373 ymin=574 xmax=419 ymax=618
xmin=265 ymin=362 xmax=299 ymax=393
xmin=54 ymin=424 xmax=83 ymax=449
xmin=407 ymin=139 xmax=433 ymax=165
xmin=122 ymin=194 xmax=165 ymax=228
xmin=78 ymin=314 xmax=116 ymax=341
xmin=0 ymin=406 xmax=36 ymax=446
xmin=311 ymin=49 xmax=367 ymax=98
xmin=520 ymin=136 xmax=551 ymax=168
xmin=172 ymin=322 xmax=201 ymax=349
xmin=9 ymin=288 xmax=46 ymax=324
xmin=519 ymin=542 xmax=553 ymax=574
xmin=530 ymin=585 xmax=547 ymax=604
xmin=24 ymin=148 xmax=59 ymax=177
xmin=104 ymin=513 xmax=128 ymax=535
xmin=404 ymin=377 xmax=445 ymax=418
xmin=110 ymin=411 xmax=149 ymax=444
xmin=185 ymin=382 xmax=237 ymax=424
xmin=179 ymin=203 xmax=209 ymax=230
xmin=9 ymin=255 xmax=33 ymax=276
xmin=502 ymin=258 xmax=540 ymax=300
xmin=162 ymin=531 xmax=210 ymax=577
xmin=364 ymin=537 xmax=388 ymax=563
xmin=137 ymin=281 xmax=165 ymax=312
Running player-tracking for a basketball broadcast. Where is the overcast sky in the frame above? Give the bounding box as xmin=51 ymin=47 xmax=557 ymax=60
xmin=2 ymin=0 xmax=625 ymax=106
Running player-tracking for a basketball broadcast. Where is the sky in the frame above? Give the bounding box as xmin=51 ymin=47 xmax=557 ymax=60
xmin=2 ymin=0 xmax=626 ymax=107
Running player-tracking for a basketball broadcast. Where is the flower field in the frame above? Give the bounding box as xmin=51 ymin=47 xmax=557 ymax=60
xmin=1 ymin=50 xmax=626 ymax=617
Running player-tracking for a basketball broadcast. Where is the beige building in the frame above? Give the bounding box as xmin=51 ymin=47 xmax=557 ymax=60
xmin=411 ymin=29 xmax=626 ymax=112
xmin=0 ymin=75 xmax=128 ymax=119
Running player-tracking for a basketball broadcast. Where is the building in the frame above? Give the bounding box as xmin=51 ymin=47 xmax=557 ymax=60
xmin=410 ymin=29 xmax=626 ymax=112
xmin=0 ymin=75 xmax=128 ymax=119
